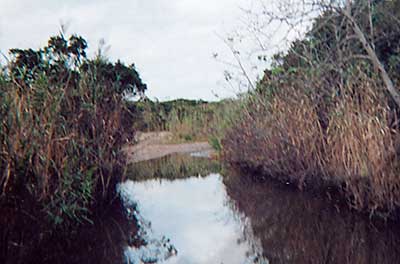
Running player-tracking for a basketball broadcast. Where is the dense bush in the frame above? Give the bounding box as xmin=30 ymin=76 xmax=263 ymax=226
xmin=0 ymin=34 xmax=146 ymax=226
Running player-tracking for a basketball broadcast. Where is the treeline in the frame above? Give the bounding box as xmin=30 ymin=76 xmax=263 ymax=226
xmin=0 ymin=34 xmax=146 ymax=227
xmin=126 ymin=99 xmax=209 ymax=131
xmin=222 ymin=0 xmax=400 ymax=217
xmin=126 ymin=98 xmax=236 ymax=144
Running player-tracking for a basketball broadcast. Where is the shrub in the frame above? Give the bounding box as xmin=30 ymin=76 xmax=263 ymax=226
xmin=0 ymin=34 xmax=146 ymax=226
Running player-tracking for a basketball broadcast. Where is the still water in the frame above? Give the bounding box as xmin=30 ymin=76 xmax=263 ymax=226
xmin=119 ymin=174 xmax=264 ymax=264
xmin=3 ymin=153 xmax=400 ymax=263
xmin=119 ymin=154 xmax=264 ymax=263
xmin=118 ymin=154 xmax=400 ymax=264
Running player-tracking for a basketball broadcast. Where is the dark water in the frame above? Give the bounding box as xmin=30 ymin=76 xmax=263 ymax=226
xmin=3 ymin=153 xmax=400 ymax=263
xmin=0 ymin=194 xmax=136 ymax=264
xmin=224 ymin=172 xmax=400 ymax=264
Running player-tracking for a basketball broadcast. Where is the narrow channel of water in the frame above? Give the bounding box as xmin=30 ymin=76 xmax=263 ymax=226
xmin=119 ymin=174 xmax=264 ymax=264
xmin=3 ymin=153 xmax=400 ymax=263
xmin=118 ymin=153 xmax=400 ymax=264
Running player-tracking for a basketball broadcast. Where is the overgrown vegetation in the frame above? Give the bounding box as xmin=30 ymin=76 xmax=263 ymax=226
xmin=126 ymin=98 xmax=240 ymax=147
xmin=222 ymin=0 xmax=400 ymax=217
xmin=0 ymin=33 xmax=146 ymax=227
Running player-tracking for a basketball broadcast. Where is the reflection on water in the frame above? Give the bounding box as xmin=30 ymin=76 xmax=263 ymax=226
xmin=119 ymin=174 xmax=265 ymax=264
xmin=4 ymin=153 xmax=400 ymax=263
xmin=121 ymin=154 xmax=265 ymax=263
xmin=224 ymin=171 xmax=400 ymax=264
xmin=0 ymin=198 xmax=135 ymax=264
xmin=125 ymin=154 xmax=221 ymax=182
xmin=121 ymin=154 xmax=400 ymax=264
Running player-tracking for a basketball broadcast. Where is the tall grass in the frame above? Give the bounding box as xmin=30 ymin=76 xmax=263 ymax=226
xmin=326 ymin=82 xmax=400 ymax=214
xmin=0 ymin=42 xmax=139 ymax=226
xmin=166 ymin=102 xmax=213 ymax=141
xmin=0 ymin=73 xmax=129 ymax=225
xmin=223 ymin=74 xmax=400 ymax=216
xmin=219 ymin=0 xmax=400 ymax=217
xmin=166 ymin=99 xmax=241 ymax=145
xmin=126 ymin=98 xmax=242 ymax=148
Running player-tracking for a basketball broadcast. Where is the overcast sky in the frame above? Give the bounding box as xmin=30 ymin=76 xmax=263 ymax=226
xmin=0 ymin=0 xmax=276 ymax=101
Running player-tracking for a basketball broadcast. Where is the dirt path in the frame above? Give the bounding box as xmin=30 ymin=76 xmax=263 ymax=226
xmin=124 ymin=132 xmax=214 ymax=163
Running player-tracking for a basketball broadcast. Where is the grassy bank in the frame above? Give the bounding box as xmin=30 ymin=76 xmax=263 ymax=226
xmin=0 ymin=34 xmax=145 ymax=228
xmin=126 ymin=98 xmax=240 ymax=149
xmin=221 ymin=0 xmax=400 ymax=217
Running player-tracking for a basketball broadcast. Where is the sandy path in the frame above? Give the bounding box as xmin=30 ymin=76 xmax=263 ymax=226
xmin=124 ymin=132 xmax=214 ymax=163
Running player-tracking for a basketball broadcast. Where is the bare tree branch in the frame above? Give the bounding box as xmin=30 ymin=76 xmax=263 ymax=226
xmin=341 ymin=4 xmax=400 ymax=108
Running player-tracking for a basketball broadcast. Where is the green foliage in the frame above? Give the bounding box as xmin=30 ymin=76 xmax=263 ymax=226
xmin=0 ymin=34 xmax=147 ymax=227
xmin=209 ymin=137 xmax=222 ymax=152
xmin=125 ymin=98 xmax=242 ymax=145
xmin=8 ymin=33 xmax=147 ymax=96
xmin=271 ymin=66 xmax=284 ymax=76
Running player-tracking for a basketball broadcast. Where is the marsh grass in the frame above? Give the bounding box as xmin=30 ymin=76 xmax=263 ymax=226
xmin=0 ymin=35 xmax=143 ymax=226
xmin=0 ymin=73 xmax=129 ymax=226
xmin=166 ymin=99 xmax=242 ymax=146
xmin=127 ymin=98 xmax=242 ymax=148
xmin=223 ymin=74 xmax=400 ymax=216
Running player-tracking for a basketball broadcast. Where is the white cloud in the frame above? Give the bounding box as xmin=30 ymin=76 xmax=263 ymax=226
xmin=0 ymin=0 xmax=270 ymax=101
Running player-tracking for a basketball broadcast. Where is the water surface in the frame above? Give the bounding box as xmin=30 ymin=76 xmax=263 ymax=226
xmin=119 ymin=154 xmax=400 ymax=264
xmin=119 ymin=155 xmax=263 ymax=263
xmin=5 ymin=154 xmax=400 ymax=263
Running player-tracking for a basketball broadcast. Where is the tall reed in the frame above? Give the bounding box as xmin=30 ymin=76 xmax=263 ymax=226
xmin=223 ymin=74 xmax=400 ymax=216
xmin=0 ymin=35 xmax=142 ymax=226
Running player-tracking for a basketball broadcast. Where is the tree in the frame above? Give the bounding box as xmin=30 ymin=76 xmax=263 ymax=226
xmin=8 ymin=34 xmax=147 ymax=97
xmin=238 ymin=0 xmax=400 ymax=107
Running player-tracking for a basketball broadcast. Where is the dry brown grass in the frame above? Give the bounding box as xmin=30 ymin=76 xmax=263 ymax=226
xmin=223 ymin=88 xmax=326 ymax=186
xmin=326 ymin=83 xmax=400 ymax=213
xmin=223 ymin=77 xmax=400 ymax=216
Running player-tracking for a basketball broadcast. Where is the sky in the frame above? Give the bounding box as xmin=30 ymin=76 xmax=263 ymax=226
xmin=0 ymin=0 xmax=289 ymax=101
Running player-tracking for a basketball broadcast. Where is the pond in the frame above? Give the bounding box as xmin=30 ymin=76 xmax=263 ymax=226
xmin=118 ymin=153 xmax=400 ymax=264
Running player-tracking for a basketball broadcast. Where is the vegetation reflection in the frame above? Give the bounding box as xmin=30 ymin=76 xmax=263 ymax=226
xmin=224 ymin=171 xmax=400 ymax=264
xmin=126 ymin=154 xmax=221 ymax=181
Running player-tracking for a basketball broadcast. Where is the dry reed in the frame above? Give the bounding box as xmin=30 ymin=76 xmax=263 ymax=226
xmin=223 ymin=76 xmax=400 ymax=216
